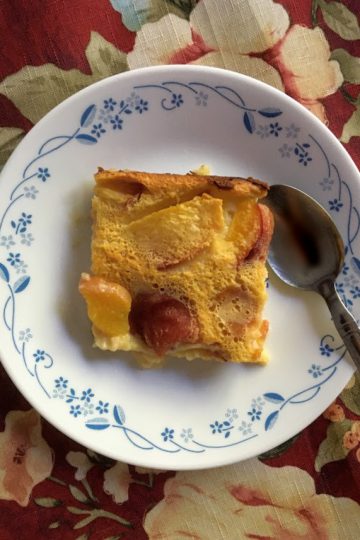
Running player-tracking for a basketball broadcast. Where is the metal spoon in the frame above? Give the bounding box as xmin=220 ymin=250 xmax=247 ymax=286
xmin=264 ymin=184 xmax=360 ymax=371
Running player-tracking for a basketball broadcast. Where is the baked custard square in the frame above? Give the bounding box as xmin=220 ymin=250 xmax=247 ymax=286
xmin=79 ymin=169 xmax=274 ymax=368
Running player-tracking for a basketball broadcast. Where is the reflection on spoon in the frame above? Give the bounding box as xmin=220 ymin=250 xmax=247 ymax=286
xmin=263 ymin=184 xmax=360 ymax=372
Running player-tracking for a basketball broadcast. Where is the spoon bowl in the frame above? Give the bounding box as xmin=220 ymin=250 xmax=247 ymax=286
xmin=264 ymin=184 xmax=345 ymax=292
xmin=264 ymin=184 xmax=360 ymax=372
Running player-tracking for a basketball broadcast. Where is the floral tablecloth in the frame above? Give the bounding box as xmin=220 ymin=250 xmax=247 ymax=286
xmin=1 ymin=0 xmax=360 ymax=538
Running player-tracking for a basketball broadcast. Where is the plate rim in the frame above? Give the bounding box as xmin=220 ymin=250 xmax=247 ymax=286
xmin=3 ymin=64 xmax=360 ymax=182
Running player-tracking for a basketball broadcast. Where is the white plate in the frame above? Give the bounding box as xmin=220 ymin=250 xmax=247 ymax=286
xmin=0 ymin=66 xmax=359 ymax=470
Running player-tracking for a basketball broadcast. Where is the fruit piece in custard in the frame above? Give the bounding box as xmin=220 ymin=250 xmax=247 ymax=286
xmin=226 ymin=198 xmax=262 ymax=262
xmin=79 ymin=273 xmax=131 ymax=336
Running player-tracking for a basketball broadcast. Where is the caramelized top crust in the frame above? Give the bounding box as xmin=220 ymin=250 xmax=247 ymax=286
xmin=95 ymin=168 xmax=269 ymax=197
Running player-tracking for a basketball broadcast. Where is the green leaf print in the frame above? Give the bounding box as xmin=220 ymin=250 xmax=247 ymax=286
xmin=319 ymin=0 xmax=360 ymax=40
xmin=331 ymin=49 xmax=360 ymax=84
xmin=340 ymin=104 xmax=360 ymax=143
xmin=315 ymin=419 xmax=352 ymax=472
xmin=0 ymin=33 xmax=128 ymax=125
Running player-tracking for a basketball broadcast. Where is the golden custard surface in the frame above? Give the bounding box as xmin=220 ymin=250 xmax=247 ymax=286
xmin=79 ymin=169 xmax=273 ymax=367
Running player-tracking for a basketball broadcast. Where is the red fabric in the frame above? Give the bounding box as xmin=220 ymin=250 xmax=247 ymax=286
xmin=0 ymin=0 xmax=135 ymax=77
xmin=0 ymin=0 xmax=359 ymax=537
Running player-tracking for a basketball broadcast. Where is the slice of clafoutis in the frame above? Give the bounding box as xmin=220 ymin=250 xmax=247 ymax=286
xmin=79 ymin=168 xmax=274 ymax=368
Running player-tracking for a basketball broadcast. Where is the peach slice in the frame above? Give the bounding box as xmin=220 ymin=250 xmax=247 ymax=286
xmin=126 ymin=194 xmax=224 ymax=270
xmin=227 ymin=198 xmax=261 ymax=261
xmin=79 ymin=273 xmax=131 ymax=336
xmin=245 ymin=204 xmax=274 ymax=262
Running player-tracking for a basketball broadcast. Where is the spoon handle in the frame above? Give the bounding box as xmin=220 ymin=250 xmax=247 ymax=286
xmin=319 ymin=280 xmax=360 ymax=371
